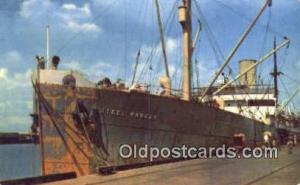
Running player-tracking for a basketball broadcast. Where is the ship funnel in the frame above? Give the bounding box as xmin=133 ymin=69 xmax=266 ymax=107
xmin=159 ymin=76 xmax=171 ymax=96
xmin=239 ymin=59 xmax=257 ymax=88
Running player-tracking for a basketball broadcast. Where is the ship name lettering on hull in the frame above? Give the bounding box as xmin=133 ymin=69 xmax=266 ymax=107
xmin=105 ymin=108 xmax=157 ymax=120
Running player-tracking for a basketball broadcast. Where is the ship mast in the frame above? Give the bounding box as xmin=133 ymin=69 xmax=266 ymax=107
xmin=46 ymin=25 xmax=50 ymax=68
xmin=179 ymin=0 xmax=192 ymax=101
xmin=271 ymin=37 xmax=282 ymax=107
xmin=154 ymin=0 xmax=170 ymax=78
xmin=272 ymin=37 xmax=280 ymax=128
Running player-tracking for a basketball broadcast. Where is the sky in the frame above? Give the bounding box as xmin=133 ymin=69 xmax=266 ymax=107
xmin=0 ymin=0 xmax=299 ymax=132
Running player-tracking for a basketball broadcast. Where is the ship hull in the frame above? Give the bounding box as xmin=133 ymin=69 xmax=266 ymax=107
xmin=36 ymin=84 xmax=271 ymax=175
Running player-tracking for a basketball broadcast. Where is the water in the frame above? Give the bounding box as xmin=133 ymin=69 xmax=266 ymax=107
xmin=0 ymin=144 xmax=41 ymax=181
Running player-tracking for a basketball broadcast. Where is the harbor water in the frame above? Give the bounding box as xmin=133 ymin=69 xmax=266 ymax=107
xmin=0 ymin=144 xmax=40 ymax=181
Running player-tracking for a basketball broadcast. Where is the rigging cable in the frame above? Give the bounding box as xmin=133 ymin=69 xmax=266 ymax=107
xmin=279 ymin=77 xmax=296 ymax=112
xmin=257 ymin=8 xmax=272 ymax=84
xmin=136 ymin=0 xmax=179 ymax=86
xmin=283 ymin=73 xmax=300 ymax=84
xmin=211 ymin=0 xmax=285 ymax=38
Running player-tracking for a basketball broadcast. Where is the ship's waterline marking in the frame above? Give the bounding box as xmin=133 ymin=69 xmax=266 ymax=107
xmin=105 ymin=108 xmax=158 ymax=120
xmin=119 ymin=144 xmax=278 ymax=161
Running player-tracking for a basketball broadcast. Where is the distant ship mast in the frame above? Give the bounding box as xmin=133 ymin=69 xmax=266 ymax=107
xmin=46 ymin=25 xmax=50 ymax=68
xmin=179 ymin=0 xmax=192 ymax=101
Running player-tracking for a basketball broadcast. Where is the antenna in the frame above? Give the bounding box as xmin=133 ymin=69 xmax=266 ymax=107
xmin=46 ymin=25 xmax=50 ymax=68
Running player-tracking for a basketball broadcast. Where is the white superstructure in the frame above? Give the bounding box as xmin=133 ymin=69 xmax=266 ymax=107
xmin=213 ymin=86 xmax=276 ymax=124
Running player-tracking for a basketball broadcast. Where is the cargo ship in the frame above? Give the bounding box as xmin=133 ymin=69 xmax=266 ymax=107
xmin=30 ymin=0 xmax=298 ymax=177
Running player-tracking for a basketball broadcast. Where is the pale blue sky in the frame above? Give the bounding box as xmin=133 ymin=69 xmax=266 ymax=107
xmin=0 ymin=0 xmax=299 ymax=132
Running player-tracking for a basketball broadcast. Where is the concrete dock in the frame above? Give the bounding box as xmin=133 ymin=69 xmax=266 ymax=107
xmin=42 ymin=146 xmax=300 ymax=185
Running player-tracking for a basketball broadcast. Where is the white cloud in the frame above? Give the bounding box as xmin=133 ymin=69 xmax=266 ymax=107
xmin=0 ymin=68 xmax=32 ymax=89
xmin=138 ymin=37 xmax=179 ymax=60
xmin=194 ymin=60 xmax=218 ymax=86
xmin=168 ymin=61 xmax=213 ymax=89
xmin=166 ymin=38 xmax=178 ymax=54
xmin=0 ymin=68 xmax=8 ymax=79
xmin=91 ymin=61 xmax=111 ymax=69
xmin=62 ymin=3 xmax=91 ymax=16
xmin=62 ymin=60 xmax=112 ymax=81
xmin=59 ymin=3 xmax=101 ymax=34
xmin=19 ymin=0 xmax=33 ymax=18
xmin=19 ymin=0 xmax=102 ymax=35
xmin=59 ymin=2 xmax=101 ymax=34
xmin=62 ymin=60 xmax=81 ymax=71
xmin=169 ymin=65 xmax=176 ymax=77
xmin=169 ymin=64 xmax=181 ymax=83
xmin=19 ymin=0 xmax=51 ymax=18
xmin=0 ymin=51 xmax=31 ymax=88
xmin=87 ymin=61 xmax=112 ymax=80
xmin=129 ymin=37 xmax=181 ymax=86
xmin=66 ymin=20 xmax=101 ymax=33
xmin=62 ymin=3 xmax=77 ymax=10
xmin=0 ymin=67 xmax=33 ymax=132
